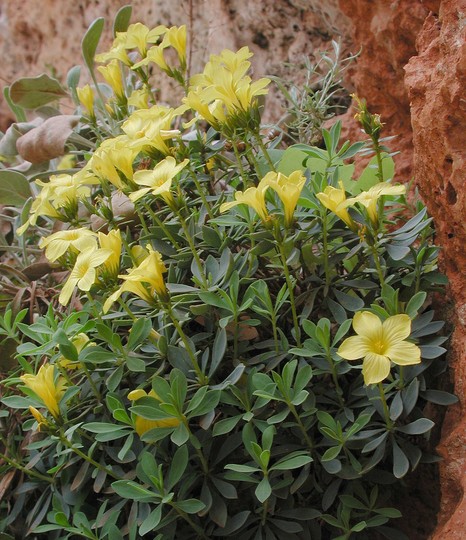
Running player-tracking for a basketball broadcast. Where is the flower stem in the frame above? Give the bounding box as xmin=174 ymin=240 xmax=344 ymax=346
xmin=289 ymin=403 xmax=313 ymax=451
xmin=371 ymin=244 xmax=385 ymax=288
xmin=176 ymin=212 xmax=208 ymax=288
xmin=378 ymin=383 xmax=393 ymax=430
xmin=144 ymin=203 xmax=181 ymax=250
xmin=167 ymin=306 xmax=208 ymax=385
xmin=254 ymin=131 xmax=276 ymax=172
xmin=0 ymin=452 xmax=54 ymax=484
xmin=277 ymin=239 xmax=301 ymax=346
xmin=169 ymin=503 xmax=210 ymax=540
xmin=59 ymin=432 xmax=120 ymax=480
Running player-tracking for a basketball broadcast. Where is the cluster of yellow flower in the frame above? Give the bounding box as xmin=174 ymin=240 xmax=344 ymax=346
xmin=184 ymin=46 xmax=270 ymax=133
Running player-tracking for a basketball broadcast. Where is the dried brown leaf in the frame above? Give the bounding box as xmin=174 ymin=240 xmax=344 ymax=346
xmin=16 ymin=115 xmax=80 ymax=163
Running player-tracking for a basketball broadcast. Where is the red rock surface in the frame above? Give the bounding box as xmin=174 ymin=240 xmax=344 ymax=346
xmin=0 ymin=1 xmax=465 ymax=537
xmin=405 ymin=1 xmax=466 ymax=537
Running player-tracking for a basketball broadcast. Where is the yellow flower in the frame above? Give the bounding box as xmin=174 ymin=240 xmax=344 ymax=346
xmin=76 ymin=84 xmax=95 ymax=116
xmin=59 ymin=247 xmax=112 ymax=306
xmin=98 ymin=229 xmax=122 ymax=277
xmin=123 ymin=23 xmax=159 ymax=56
xmin=337 ymin=311 xmax=421 ymax=385
xmin=28 ymin=406 xmax=49 ymax=430
xmin=220 ymin=179 xmax=271 ymax=223
xmin=316 ymin=182 xmax=356 ymax=230
xmin=128 ymin=389 xmax=180 ymax=436
xmin=98 ymin=60 xmax=125 ymax=99
xmin=128 ymin=88 xmax=150 ymax=109
xmin=161 ymin=25 xmax=187 ymax=67
xmin=130 ymin=157 xmax=189 ymax=206
xmin=122 ymin=105 xmax=184 ymax=156
xmin=95 ymin=33 xmax=131 ymax=66
xmin=343 ymin=183 xmax=406 ymax=225
xmin=91 ymin=135 xmax=139 ymax=190
xmin=185 ymin=47 xmax=269 ymax=132
xmin=133 ymin=44 xmax=170 ymax=72
xmin=262 ymin=170 xmax=306 ymax=227
xmin=103 ymin=245 xmax=168 ymax=312
xmin=20 ymin=364 xmax=67 ymax=419
xmin=39 ymin=228 xmax=98 ymax=262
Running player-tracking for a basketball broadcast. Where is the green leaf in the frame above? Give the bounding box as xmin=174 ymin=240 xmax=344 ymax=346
xmin=167 ymin=445 xmax=188 ymax=489
xmin=421 ymin=389 xmax=458 ymax=406
xmin=0 ymin=171 xmax=32 ymax=205
xmin=170 ymin=422 xmax=189 ymax=446
xmin=321 ymin=446 xmax=342 ymax=462
xmin=1 ymin=396 xmax=34 ymax=409
xmin=82 ymin=422 xmax=128 ymax=434
xmin=406 ymin=291 xmax=427 ymax=318
xmin=3 ymin=86 xmax=26 ymax=122
xmin=271 ymin=454 xmax=313 ymax=471
xmin=113 ymin=5 xmax=132 ymax=36
xmin=255 ymin=477 xmax=272 ymax=503
xmin=210 ymin=328 xmax=227 ymax=377
xmin=396 ymin=418 xmax=434 ymax=435
xmin=66 ymin=65 xmax=81 ymax=92
xmin=139 ymin=506 xmax=162 ymax=535
xmin=112 ymin=480 xmax=157 ymax=501
xmin=82 ymin=18 xmax=105 ymax=73
xmin=175 ymin=499 xmax=205 ymax=514
xmin=186 ymin=389 xmax=220 ymax=418
xmin=224 ymin=463 xmax=260 ymax=473
xmin=212 ymin=511 xmax=250 ymax=537
xmin=392 ymin=441 xmax=409 ymax=479
xmin=10 ymin=74 xmax=67 ymax=109
xmin=127 ymin=318 xmax=152 ymax=350
xmin=333 ymin=290 xmax=364 ymax=312
xmin=213 ymin=415 xmax=242 ymax=436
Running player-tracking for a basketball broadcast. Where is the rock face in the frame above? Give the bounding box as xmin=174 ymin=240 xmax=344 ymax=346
xmin=0 ymin=0 xmax=465 ymax=537
xmin=404 ymin=2 xmax=466 ymax=537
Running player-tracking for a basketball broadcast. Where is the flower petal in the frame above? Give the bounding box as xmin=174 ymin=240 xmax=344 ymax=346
xmin=352 ymin=311 xmax=383 ymax=341
xmin=386 ymin=341 xmax=421 ymax=366
xmin=338 ymin=335 xmax=372 ymax=360
xmin=382 ymin=314 xmax=411 ymax=344
xmin=362 ymin=353 xmax=391 ymax=385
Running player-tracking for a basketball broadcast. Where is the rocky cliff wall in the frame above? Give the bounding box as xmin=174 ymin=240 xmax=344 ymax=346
xmin=1 ymin=1 xmax=465 ymax=537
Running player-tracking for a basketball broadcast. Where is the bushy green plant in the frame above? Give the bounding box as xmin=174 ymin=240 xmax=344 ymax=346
xmin=0 ymin=6 xmax=455 ymax=540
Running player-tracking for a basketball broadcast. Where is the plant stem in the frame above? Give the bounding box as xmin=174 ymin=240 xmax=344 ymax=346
xmin=167 ymin=306 xmax=208 ymax=385
xmin=289 ymin=403 xmax=313 ymax=451
xmin=277 ymin=240 xmax=301 ymax=346
xmin=188 ymin=168 xmax=216 ymax=223
xmin=378 ymin=383 xmax=393 ymax=430
xmin=0 ymin=452 xmax=54 ymax=484
xmin=325 ymin=350 xmax=345 ymax=408
xmin=254 ymin=131 xmax=276 ymax=172
xmin=59 ymin=433 xmax=120 ymax=480
xmin=322 ymin=212 xmax=331 ymax=291
xmin=81 ymin=363 xmax=102 ymax=402
xmin=176 ymin=212 xmax=208 ymax=288
xmin=371 ymin=244 xmax=385 ymax=288
xmin=169 ymin=503 xmax=210 ymax=540
xmin=232 ymin=142 xmax=247 ymax=185
xmin=144 ymin=203 xmax=181 ymax=250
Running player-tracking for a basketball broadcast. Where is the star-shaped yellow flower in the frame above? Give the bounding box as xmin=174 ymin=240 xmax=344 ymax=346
xmin=337 ymin=311 xmax=421 ymax=385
